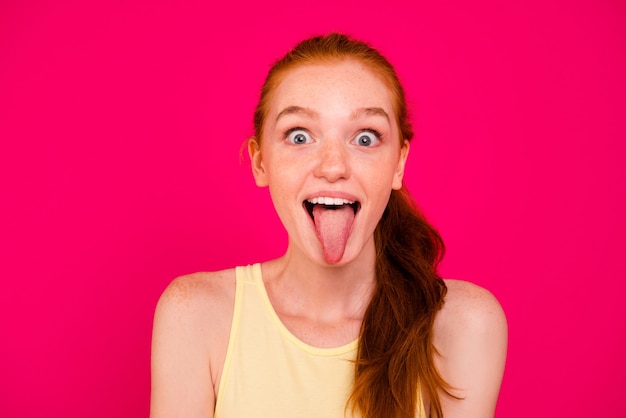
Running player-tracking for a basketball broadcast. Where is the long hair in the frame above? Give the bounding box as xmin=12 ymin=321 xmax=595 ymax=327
xmin=253 ymin=33 xmax=451 ymax=418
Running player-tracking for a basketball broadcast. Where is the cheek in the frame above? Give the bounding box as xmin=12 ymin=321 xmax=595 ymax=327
xmin=363 ymin=159 xmax=402 ymax=204
xmin=367 ymin=154 xmax=401 ymax=183
xmin=265 ymin=159 xmax=301 ymax=200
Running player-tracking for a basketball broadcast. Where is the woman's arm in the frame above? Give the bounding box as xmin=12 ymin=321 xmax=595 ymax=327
xmin=150 ymin=272 xmax=234 ymax=418
xmin=434 ymin=280 xmax=508 ymax=418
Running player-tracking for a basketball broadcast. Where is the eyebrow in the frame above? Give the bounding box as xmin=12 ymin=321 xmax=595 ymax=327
xmin=276 ymin=106 xmax=320 ymax=122
xmin=276 ymin=106 xmax=390 ymax=123
xmin=350 ymin=107 xmax=390 ymax=122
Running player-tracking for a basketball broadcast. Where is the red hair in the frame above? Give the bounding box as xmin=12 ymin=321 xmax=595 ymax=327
xmin=253 ymin=33 xmax=451 ymax=418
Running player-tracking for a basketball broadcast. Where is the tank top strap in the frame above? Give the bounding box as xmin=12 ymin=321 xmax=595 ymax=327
xmin=234 ymin=263 xmax=261 ymax=285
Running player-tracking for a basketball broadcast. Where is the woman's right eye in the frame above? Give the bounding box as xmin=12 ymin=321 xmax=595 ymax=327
xmin=286 ymin=129 xmax=313 ymax=145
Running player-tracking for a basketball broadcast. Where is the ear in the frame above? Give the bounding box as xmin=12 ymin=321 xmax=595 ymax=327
xmin=392 ymin=140 xmax=410 ymax=190
xmin=248 ymin=136 xmax=268 ymax=187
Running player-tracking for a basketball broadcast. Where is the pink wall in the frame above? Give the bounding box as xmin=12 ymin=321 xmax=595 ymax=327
xmin=1 ymin=1 xmax=624 ymax=416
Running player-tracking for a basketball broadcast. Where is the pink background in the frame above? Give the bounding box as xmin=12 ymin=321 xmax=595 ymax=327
xmin=1 ymin=0 xmax=624 ymax=417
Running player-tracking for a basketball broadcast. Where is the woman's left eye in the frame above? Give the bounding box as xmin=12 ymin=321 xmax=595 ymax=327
xmin=353 ymin=130 xmax=380 ymax=147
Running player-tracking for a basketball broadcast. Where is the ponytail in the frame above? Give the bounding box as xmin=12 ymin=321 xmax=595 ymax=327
xmin=349 ymin=187 xmax=452 ymax=418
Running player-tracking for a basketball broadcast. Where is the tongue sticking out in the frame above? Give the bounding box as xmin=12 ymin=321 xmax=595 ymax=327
xmin=312 ymin=204 xmax=355 ymax=263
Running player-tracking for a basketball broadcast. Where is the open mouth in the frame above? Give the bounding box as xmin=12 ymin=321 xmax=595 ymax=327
xmin=303 ymin=197 xmax=360 ymax=221
xmin=303 ymin=197 xmax=361 ymax=263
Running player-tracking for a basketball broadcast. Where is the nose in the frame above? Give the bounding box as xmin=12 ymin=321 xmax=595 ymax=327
xmin=314 ymin=139 xmax=350 ymax=182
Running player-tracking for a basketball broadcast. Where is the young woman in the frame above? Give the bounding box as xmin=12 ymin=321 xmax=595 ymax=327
xmin=150 ymin=33 xmax=507 ymax=418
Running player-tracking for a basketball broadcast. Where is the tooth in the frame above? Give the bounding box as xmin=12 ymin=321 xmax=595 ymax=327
xmin=308 ymin=196 xmax=356 ymax=205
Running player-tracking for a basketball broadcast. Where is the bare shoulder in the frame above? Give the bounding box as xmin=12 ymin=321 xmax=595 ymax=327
xmin=150 ymin=269 xmax=237 ymax=418
xmin=155 ymin=269 xmax=236 ymax=320
xmin=152 ymin=268 xmax=237 ymax=367
xmin=437 ymin=279 xmax=507 ymax=332
xmin=433 ymin=280 xmax=508 ymax=418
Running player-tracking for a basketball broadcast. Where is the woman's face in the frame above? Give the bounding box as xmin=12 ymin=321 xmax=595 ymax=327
xmin=250 ymin=59 xmax=409 ymax=265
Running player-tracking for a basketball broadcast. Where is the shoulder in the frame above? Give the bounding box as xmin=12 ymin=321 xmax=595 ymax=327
xmin=155 ymin=269 xmax=236 ymax=318
xmin=432 ymin=279 xmax=508 ymax=418
xmin=150 ymin=269 xmax=237 ymax=418
xmin=153 ymin=268 xmax=237 ymax=351
xmin=153 ymin=267 xmax=237 ymax=347
xmin=437 ymin=279 xmax=507 ymax=335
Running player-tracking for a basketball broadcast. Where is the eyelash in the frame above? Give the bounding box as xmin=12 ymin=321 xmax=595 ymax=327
xmin=354 ymin=128 xmax=383 ymax=147
xmin=360 ymin=128 xmax=383 ymax=140
xmin=283 ymin=128 xmax=383 ymax=142
xmin=283 ymin=127 xmax=312 ymax=145
xmin=284 ymin=127 xmax=308 ymax=138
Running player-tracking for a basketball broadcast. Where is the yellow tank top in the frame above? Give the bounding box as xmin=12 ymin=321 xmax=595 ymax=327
xmin=214 ymin=264 xmax=426 ymax=418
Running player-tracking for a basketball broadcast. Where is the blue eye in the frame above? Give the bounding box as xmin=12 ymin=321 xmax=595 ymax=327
xmin=354 ymin=131 xmax=380 ymax=147
xmin=287 ymin=129 xmax=313 ymax=145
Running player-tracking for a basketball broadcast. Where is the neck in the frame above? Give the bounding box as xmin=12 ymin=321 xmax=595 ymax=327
xmin=263 ymin=239 xmax=377 ymax=322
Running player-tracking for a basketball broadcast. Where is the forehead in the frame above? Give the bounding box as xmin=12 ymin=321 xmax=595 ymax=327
xmin=268 ymin=60 xmax=395 ymax=117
